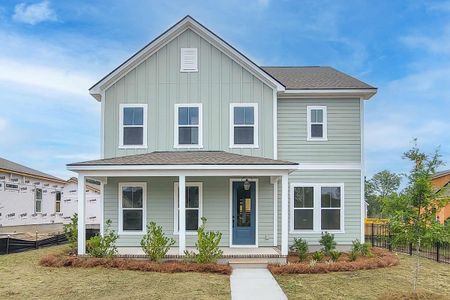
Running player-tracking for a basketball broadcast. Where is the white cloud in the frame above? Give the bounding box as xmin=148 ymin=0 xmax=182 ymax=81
xmin=426 ymin=1 xmax=450 ymax=12
xmin=13 ymin=1 xmax=56 ymax=25
xmin=401 ymin=26 xmax=450 ymax=55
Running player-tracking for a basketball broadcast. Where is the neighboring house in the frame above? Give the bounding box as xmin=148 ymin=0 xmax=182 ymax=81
xmin=68 ymin=16 xmax=377 ymax=259
xmin=0 ymin=157 xmax=101 ymax=231
xmin=432 ymin=170 xmax=450 ymax=224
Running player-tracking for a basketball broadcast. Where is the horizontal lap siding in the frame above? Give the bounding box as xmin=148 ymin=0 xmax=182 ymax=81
xmin=103 ymin=176 xmax=274 ymax=247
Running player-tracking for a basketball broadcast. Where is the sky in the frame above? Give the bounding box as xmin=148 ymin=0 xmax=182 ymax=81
xmin=0 ymin=0 xmax=449 ymax=180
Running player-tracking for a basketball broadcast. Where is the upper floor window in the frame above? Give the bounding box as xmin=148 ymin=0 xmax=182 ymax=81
xmin=307 ymin=106 xmax=327 ymax=141
xmin=55 ymin=191 xmax=61 ymax=213
xmin=180 ymin=48 xmax=198 ymax=72
xmin=35 ymin=188 xmax=42 ymax=213
xmin=119 ymin=182 xmax=146 ymax=234
xmin=174 ymin=104 xmax=202 ymax=148
xmin=230 ymin=103 xmax=258 ymax=148
xmin=119 ymin=104 xmax=147 ymax=148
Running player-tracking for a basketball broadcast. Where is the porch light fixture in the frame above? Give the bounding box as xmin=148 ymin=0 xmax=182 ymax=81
xmin=243 ymin=179 xmax=251 ymax=191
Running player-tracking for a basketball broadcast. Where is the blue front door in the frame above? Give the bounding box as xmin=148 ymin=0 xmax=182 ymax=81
xmin=232 ymin=181 xmax=256 ymax=245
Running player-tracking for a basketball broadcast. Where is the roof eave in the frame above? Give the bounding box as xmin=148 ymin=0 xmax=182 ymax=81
xmin=278 ymin=88 xmax=377 ymax=100
xmin=67 ymin=164 xmax=298 ymax=172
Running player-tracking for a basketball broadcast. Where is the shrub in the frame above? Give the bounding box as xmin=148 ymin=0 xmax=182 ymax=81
xmin=351 ymin=239 xmax=372 ymax=257
xmin=63 ymin=213 xmax=78 ymax=251
xmin=319 ymin=232 xmax=336 ymax=255
xmin=140 ymin=222 xmax=175 ymax=261
xmin=290 ymin=238 xmax=309 ymax=261
xmin=86 ymin=219 xmax=118 ymax=258
xmin=329 ymin=250 xmax=341 ymax=262
xmin=349 ymin=249 xmax=359 ymax=261
xmin=312 ymin=251 xmax=324 ymax=262
xmin=185 ymin=217 xmax=223 ymax=263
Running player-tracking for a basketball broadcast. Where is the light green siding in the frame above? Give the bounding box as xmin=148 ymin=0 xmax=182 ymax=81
xmin=278 ymin=98 xmax=361 ymax=163
xmin=104 ymin=29 xmax=274 ymax=159
xmin=103 ymin=176 xmax=274 ymax=247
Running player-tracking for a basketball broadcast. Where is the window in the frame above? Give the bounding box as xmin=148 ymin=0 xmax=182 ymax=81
xmin=174 ymin=182 xmax=202 ymax=234
xmin=180 ymin=48 xmax=198 ymax=72
xmin=119 ymin=183 xmax=146 ymax=233
xmin=119 ymin=104 xmax=147 ymax=148
xmin=321 ymin=186 xmax=342 ymax=230
xmin=292 ymin=186 xmax=314 ymax=230
xmin=35 ymin=188 xmax=42 ymax=213
xmin=55 ymin=191 xmax=61 ymax=213
xmin=174 ymin=104 xmax=202 ymax=147
xmin=307 ymin=106 xmax=327 ymax=141
xmin=290 ymin=183 xmax=343 ymax=233
xmin=230 ymin=103 xmax=258 ymax=147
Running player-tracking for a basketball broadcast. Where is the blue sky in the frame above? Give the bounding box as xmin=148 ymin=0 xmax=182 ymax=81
xmin=0 ymin=0 xmax=449 ymax=180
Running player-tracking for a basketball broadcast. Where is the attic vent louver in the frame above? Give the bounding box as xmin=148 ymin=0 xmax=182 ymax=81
xmin=180 ymin=48 xmax=198 ymax=72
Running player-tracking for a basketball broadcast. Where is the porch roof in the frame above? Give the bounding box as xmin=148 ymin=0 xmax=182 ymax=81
xmin=67 ymin=151 xmax=297 ymax=168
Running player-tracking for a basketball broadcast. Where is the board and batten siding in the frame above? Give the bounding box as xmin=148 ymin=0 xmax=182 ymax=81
xmin=278 ymin=98 xmax=361 ymax=163
xmin=103 ymin=176 xmax=274 ymax=247
xmin=103 ymin=29 xmax=274 ymax=159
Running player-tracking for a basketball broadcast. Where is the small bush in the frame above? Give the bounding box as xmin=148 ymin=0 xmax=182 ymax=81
xmin=349 ymin=249 xmax=358 ymax=261
xmin=63 ymin=213 xmax=78 ymax=251
xmin=140 ymin=222 xmax=175 ymax=261
xmin=185 ymin=217 xmax=223 ymax=263
xmin=86 ymin=219 xmax=118 ymax=258
xmin=312 ymin=251 xmax=324 ymax=262
xmin=351 ymin=239 xmax=372 ymax=257
xmin=290 ymin=238 xmax=308 ymax=261
xmin=329 ymin=250 xmax=341 ymax=262
xmin=319 ymin=232 xmax=336 ymax=255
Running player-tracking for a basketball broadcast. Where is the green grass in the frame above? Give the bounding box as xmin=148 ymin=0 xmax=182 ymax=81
xmin=274 ymin=254 xmax=450 ymax=300
xmin=0 ymin=246 xmax=230 ymax=300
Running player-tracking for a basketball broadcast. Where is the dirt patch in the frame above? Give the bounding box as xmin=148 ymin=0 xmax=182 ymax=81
xmin=269 ymin=247 xmax=399 ymax=274
xmin=39 ymin=253 xmax=232 ymax=275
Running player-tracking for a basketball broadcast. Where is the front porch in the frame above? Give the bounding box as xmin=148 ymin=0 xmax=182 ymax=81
xmin=67 ymin=151 xmax=298 ymax=259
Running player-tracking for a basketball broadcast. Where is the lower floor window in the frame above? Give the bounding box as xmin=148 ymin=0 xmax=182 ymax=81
xmin=119 ymin=183 xmax=146 ymax=232
xmin=290 ymin=183 xmax=343 ymax=232
xmin=174 ymin=182 xmax=202 ymax=232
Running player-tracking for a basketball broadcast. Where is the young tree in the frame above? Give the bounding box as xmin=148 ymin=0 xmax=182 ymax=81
xmin=365 ymin=170 xmax=401 ymax=217
xmin=388 ymin=142 xmax=450 ymax=291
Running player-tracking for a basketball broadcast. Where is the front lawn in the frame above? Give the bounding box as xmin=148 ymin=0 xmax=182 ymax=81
xmin=274 ymin=253 xmax=450 ymax=299
xmin=0 ymin=246 xmax=230 ymax=299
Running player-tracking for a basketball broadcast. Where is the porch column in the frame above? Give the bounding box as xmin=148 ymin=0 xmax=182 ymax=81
xmin=178 ymin=175 xmax=186 ymax=255
xmin=281 ymin=173 xmax=289 ymax=256
xmin=77 ymin=174 xmax=86 ymax=255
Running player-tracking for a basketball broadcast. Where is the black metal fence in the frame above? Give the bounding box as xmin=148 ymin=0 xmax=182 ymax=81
xmin=0 ymin=229 xmax=99 ymax=255
xmin=365 ymin=223 xmax=450 ymax=264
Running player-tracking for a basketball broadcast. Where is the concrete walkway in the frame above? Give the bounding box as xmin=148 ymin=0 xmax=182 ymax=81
xmin=230 ymin=268 xmax=287 ymax=300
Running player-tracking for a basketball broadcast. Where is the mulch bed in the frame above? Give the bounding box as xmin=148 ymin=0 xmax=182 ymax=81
xmin=39 ymin=253 xmax=232 ymax=275
xmin=269 ymin=247 xmax=399 ymax=274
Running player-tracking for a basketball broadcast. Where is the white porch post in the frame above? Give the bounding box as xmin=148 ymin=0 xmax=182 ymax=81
xmin=77 ymin=174 xmax=86 ymax=255
xmin=178 ymin=175 xmax=186 ymax=255
xmin=281 ymin=173 xmax=289 ymax=256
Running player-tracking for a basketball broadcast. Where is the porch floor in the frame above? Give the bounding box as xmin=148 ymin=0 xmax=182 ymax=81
xmin=116 ymin=246 xmax=282 ymax=258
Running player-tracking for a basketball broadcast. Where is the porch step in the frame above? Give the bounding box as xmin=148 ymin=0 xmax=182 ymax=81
xmin=229 ymin=258 xmax=269 ymax=269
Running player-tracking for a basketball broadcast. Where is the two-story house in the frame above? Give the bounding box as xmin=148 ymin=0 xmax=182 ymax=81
xmin=68 ymin=16 xmax=376 ymax=260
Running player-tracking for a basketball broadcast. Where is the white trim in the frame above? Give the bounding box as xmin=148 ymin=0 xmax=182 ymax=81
xmin=281 ymin=173 xmax=289 ymax=256
xmin=180 ymin=48 xmax=198 ymax=72
xmin=119 ymin=104 xmax=148 ymax=149
xmin=89 ymin=16 xmax=284 ymax=100
xmin=68 ymin=164 xmax=296 ymax=171
xmin=273 ymin=89 xmax=278 ymax=159
xmin=229 ymin=103 xmax=259 ymax=148
xmin=273 ymin=179 xmax=278 ymax=247
xmin=100 ymin=90 xmax=105 ymax=158
xmin=229 ymin=178 xmax=259 ymax=248
xmin=297 ymin=163 xmax=361 ymax=170
xmin=279 ymin=89 xmax=377 ymax=100
xmin=178 ymin=176 xmax=185 ymax=255
xmin=307 ymin=106 xmax=327 ymax=141
xmin=118 ymin=182 xmax=147 ymax=235
xmin=173 ymin=182 xmax=203 ymax=235
xmin=289 ymin=183 xmax=345 ymax=234
xmin=174 ymin=103 xmax=203 ymax=148
xmin=360 ymin=98 xmax=365 ymax=241
xmin=100 ymin=181 xmax=104 ymax=236
xmin=77 ymin=174 xmax=86 ymax=255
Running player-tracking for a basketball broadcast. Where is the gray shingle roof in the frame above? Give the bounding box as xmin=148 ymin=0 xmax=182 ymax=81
xmin=262 ymin=66 xmax=375 ymax=90
xmin=432 ymin=169 xmax=450 ymax=179
xmin=67 ymin=151 xmax=298 ymax=166
xmin=0 ymin=157 xmax=64 ymax=182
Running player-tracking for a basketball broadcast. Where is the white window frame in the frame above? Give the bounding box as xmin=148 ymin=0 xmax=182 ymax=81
xmin=118 ymin=182 xmax=147 ymax=235
xmin=55 ymin=191 xmax=61 ymax=213
xmin=307 ymin=106 xmax=327 ymax=141
xmin=180 ymin=48 xmax=198 ymax=72
xmin=229 ymin=103 xmax=259 ymax=148
xmin=174 ymin=103 xmax=203 ymax=148
xmin=119 ymin=104 xmax=148 ymax=149
xmin=290 ymin=183 xmax=344 ymax=234
xmin=35 ymin=188 xmax=42 ymax=213
xmin=173 ymin=182 xmax=203 ymax=235
xmin=290 ymin=184 xmax=315 ymax=233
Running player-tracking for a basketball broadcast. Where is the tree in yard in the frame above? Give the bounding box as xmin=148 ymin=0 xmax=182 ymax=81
xmin=365 ymin=170 xmax=401 ymax=217
xmin=388 ymin=141 xmax=450 ymax=291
